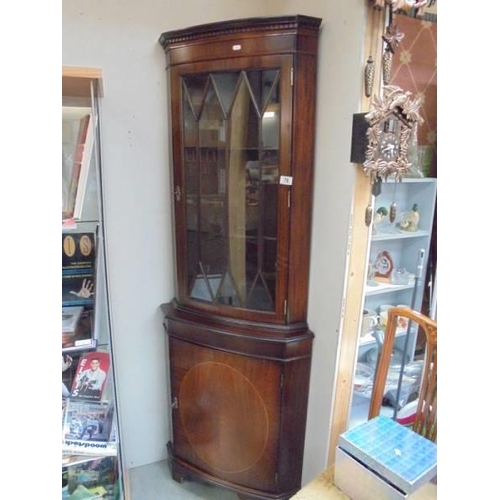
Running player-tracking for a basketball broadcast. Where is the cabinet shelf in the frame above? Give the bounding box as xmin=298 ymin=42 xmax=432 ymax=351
xmin=372 ymin=229 xmax=431 ymax=242
xmin=365 ymin=282 xmax=414 ymax=296
xmin=62 ymin=338 xmax=98 ymax=355
xmin=358 ymin=328 xmax=407 ymax=347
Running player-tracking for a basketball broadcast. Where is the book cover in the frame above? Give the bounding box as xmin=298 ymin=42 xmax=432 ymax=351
xmin=62 ymin=400 xmax=115 ymax=456
xmin=70 ymin=351 xmax=110 ymax=401
xmin=62 ymin=306 xmax=84 ymax=334
xmin=62 ymin=355 xmax=77 ymax=398
xmin=62 ymin=232 xmax=96 ymax=271
xmin=62 ymin=273 xmax=96 ymax=307
xmin=62 ymin=108 xmax=95 ymax=220
xmin=63 ymin=232 xmax=96 ymax=308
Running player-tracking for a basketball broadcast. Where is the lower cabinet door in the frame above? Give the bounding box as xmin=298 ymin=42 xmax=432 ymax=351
xmin=169 ymin=336 xmax=282 ymax=493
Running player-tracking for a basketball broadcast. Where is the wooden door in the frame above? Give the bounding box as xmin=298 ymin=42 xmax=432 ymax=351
xmin=169 ymin=336 xmax=282 ymax=493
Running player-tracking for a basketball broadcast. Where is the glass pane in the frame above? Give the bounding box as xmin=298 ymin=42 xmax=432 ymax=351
xmin=212 ymin=72 xmax=239 ymax=116
xmin=183 ymin=88 xmax=199 ymax=287
xmin=262 ymin=101 xmax=280 ymax=149
xmin=183 ymin=74 xmax=209 ymax=120
xmin=182 ymin=69 xmax=280 ymax=311
xmin=247 ymin=69 xmax=279 ymax=114
xmin=197 ymin=80 xmax=227 ymax=300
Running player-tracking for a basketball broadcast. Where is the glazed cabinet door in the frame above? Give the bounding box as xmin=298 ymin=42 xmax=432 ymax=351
xmin=169 ymin=336 xmax=282 ymax=493
xmin=170 ymin=56 xmax=293 ymax=324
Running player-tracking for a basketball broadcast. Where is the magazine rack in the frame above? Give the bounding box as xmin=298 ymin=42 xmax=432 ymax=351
xmin=62 ymin=66 xmax=125 ymax=499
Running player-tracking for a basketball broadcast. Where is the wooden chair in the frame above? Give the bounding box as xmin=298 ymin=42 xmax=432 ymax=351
xmin=368 ymin=306 xmax=437 ymax=442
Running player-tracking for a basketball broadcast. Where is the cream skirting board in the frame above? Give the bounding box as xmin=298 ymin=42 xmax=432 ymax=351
xmin=290 ymin=465 xmax=437 ymax=499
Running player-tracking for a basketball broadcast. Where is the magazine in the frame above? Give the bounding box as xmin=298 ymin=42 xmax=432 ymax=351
xmin=70 ymin=351 xmax=110 ymax=401
xmin=62 ymin=399 xmax=115 ymax=456
xmin=62 ymin=108 xmax=95 ymax=221
xmin=62 ymin=306 xmax=84 ymax=333
xmin=62 ymin=310 xmax=96 ymax=353
xmin=66 ymin=455 xmax=118 ymax=498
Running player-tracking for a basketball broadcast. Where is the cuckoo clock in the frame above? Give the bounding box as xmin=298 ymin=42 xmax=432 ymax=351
xmin=363 ymin=85 xmax=423 ymax=182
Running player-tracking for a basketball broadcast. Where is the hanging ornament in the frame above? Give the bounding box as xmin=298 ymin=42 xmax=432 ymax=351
xmin=381 ymin=22 xmax=404 ymax=86
xmin=365 ymin=202 xmax=373 ymax=227
xmin=389 ymin=181 xmax=397 ymax=223
xmin=364 ymin=7 xmax=380 ymax=99
xmin=365 ymin=55 xmax=375 ymax=98
xmin=389 ymin=202 xmax=397 ymax=223
xmin=382 ymin=48 xmax=393 ymax=85
xmin=366 ymin=176 xmax=383 ymax=227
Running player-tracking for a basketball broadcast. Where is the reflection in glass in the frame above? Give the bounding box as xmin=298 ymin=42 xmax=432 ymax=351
xmin=183 ymin=69 xmax=280 ymax=311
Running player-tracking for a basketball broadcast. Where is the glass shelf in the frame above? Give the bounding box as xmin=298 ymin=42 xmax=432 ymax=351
xmin=365 ymin=282 xmax=414 ymax=296
xmin=372 ymin=229 xmax=430 ymax=242
xmin=358 ymin=328 xmax=407 ymax=347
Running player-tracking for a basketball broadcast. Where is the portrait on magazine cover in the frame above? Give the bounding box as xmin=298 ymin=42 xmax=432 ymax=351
xmin=70 ymin=351 xmax=110 ymax=401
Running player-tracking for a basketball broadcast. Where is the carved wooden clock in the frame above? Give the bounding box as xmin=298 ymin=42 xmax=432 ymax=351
xmin=363 ymin=85 xmax=423 ymax=182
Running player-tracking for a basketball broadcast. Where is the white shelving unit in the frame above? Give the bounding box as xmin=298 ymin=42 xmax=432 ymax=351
xmin=62 ymin=67 xmax=125 ymax=499
xmin=349 ymin=177 xmax=437 ymax=428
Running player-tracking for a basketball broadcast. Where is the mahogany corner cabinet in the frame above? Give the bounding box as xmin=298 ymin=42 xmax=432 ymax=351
xmin=159 ymin=15 xmax=322 ymax=500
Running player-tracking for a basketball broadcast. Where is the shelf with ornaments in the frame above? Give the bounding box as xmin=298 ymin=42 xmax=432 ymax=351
xmin=372 ymin=229 xmax=431 ymax=242
xmin=365 ymin=281 xmax=414 ymax=297
xmin=371 ymin=180 xmax=436 ymax=236
xmin=357 ymin=176 xmax=436 ymax=361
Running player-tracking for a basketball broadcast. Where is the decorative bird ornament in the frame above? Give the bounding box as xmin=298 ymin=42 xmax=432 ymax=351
xmin=399 ymin=203 xmax=420 ymax=231
xmin=373 ymin=206 xmax=388 ymax=234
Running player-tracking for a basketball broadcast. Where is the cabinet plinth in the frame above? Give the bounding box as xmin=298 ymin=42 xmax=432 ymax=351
xmin=163 ymin=301 xmax=313 ymax=498
xmin=159 ymin=15 xmax=321 ymax=498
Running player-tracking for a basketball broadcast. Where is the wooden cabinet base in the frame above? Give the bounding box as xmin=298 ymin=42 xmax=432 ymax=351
xmin=163 ymin=302 xmax=313 ymax=500
xmin=167 ymin=442 xmax=301 ymax=500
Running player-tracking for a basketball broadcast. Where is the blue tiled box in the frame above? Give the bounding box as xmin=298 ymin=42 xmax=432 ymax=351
xmin=338 ymin=415 xmax=437 ymax=495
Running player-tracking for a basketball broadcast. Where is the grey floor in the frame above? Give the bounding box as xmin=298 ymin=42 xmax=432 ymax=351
xmin=126 ymin=403 xmax=377 ymax=500
xmin=127 ymin=400 xmax=391 ymax=499
xmin=128 ymin=459 xmax=239 ymax=500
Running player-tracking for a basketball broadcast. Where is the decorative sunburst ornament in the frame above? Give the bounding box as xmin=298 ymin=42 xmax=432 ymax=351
xmin=382 ymin=23 xmax=405 ymax=54
xmin=392 ymin=0 xmax=433 ymax=17
xmin=369 ymin=0 xmax=435 ymax=15
xmin=363 ymin=85 xmax=424 ymax=182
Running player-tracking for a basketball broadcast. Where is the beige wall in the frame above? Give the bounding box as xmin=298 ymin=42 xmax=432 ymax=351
xmin=62 ymin=0 xmax=367 ymax=485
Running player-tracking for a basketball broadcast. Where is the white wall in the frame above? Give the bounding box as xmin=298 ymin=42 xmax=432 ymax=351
xmin=62 ymin=0 xmax=366 ymax=484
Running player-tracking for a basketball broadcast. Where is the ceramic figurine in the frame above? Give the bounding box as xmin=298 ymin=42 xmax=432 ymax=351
xmin=399 ymin=203 xmax=420 ymax=231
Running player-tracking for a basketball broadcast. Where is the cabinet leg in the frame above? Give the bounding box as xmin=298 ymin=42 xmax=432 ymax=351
xmin=171 ymin=466 xmax=185 ymax=484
